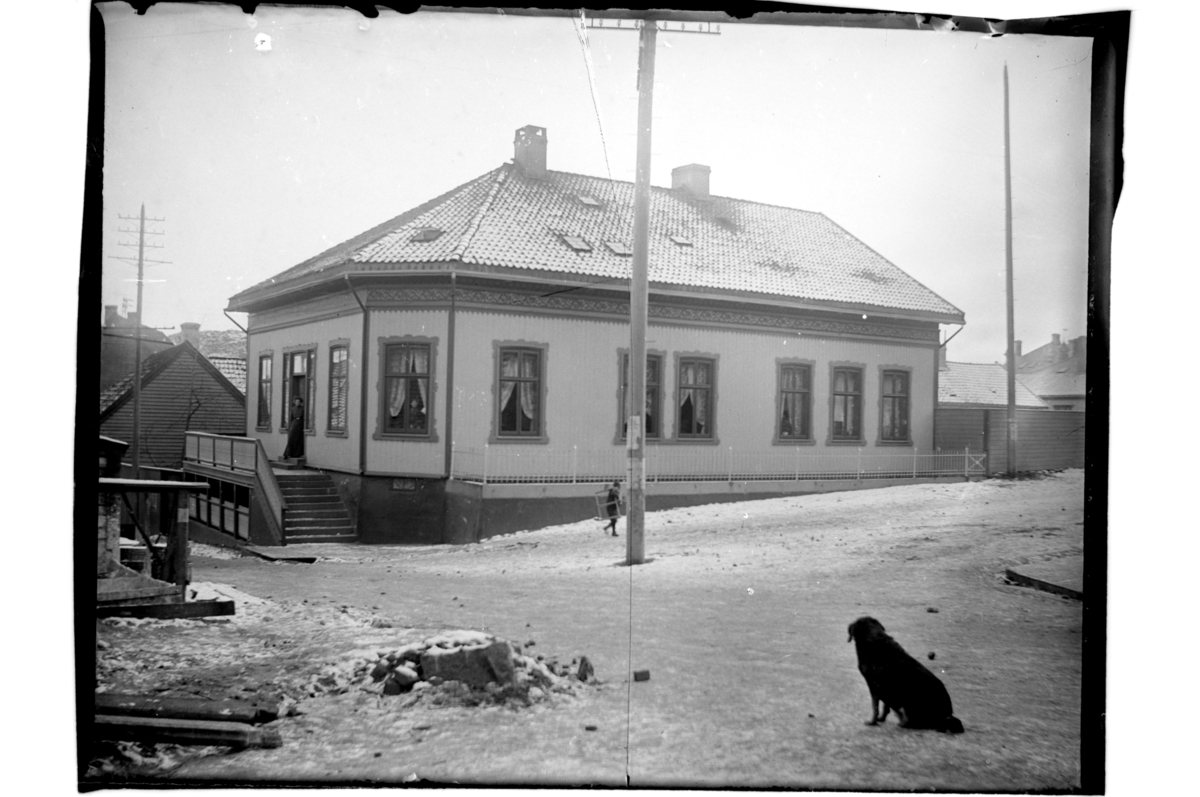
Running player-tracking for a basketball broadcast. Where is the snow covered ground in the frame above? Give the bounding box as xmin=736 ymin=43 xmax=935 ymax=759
xmin=92 ymin=471 xmax=1087 ymax=790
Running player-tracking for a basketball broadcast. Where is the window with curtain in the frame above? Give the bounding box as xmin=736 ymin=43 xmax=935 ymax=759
xmin=778 ymin=363 xmax=812 ymax=440
xmin=621 ymin=353 xmax=660 ymax=439
xmin=328 ymin=345 xmax=348 ymax=432
xmin=383 ymin=343 xmax=430 ymax=434
xmin=677 ymin=358 xmax=713 ymax=439
xmin=881 ymin=370 xmax=910 ymax=441
xmin=498 ymin=348 xmax=541 ymax=436
xmin=256 ymin=355 xmax=272 ymax=428
xmin=831 ymin=367 xmax=863 ymax=440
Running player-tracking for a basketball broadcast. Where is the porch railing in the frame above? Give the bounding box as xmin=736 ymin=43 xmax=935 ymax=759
xmin=449 ymin=444 xmax=987 ymax=485
xmin=183 ymin=431 xmax=287 ymax=544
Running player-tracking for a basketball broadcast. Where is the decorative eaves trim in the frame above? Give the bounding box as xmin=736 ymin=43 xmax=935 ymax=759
xmin=365 ymin=287 xmax=938 ymax=342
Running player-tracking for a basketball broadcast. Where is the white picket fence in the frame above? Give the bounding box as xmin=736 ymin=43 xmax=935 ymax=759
xmin=450 ymin=444 xmax=987 ymax=485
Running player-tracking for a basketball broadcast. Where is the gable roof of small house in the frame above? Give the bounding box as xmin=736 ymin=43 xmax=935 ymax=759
xmin=168 ymin=329 xmax=247 ymax=360
xmin=938 ymin=361 xmax=1048 ymax=409
xmin=228 ymin=162 xmax=963 ymax=323
xmin=1015 ymin=366 xmax=1086 ymax=400
xmin=99 ymin=341 xmax=246 ymax=420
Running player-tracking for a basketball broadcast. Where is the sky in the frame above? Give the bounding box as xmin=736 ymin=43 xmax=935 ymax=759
xmin=97 ymin=2 xmax=1093 ymax=364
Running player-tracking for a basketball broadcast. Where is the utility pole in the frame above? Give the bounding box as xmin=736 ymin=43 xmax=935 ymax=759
xmin=112 ymin=204 xmax=168 ymax=479
xmin=1003 ymin=65 xmax=1017 ymax=478
xmin=585 ymin=14 xmax=720 ymax=565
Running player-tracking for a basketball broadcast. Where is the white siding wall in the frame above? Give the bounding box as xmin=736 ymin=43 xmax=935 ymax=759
xmin=451 ymin=310 xmax=938 ymax=456
xmin=364 ymin=308 xmax=449 ymax=476
xmin=247 ymin=295 xmax=363 ymax=473
xmin=248 ymin=299 xmax=938 ymax=477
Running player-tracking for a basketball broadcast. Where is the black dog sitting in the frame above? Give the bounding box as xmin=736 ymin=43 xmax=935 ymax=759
xmin=847 ymin=616 xmax=964 ymax=734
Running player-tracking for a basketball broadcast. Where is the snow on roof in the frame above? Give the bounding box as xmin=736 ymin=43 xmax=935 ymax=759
xmin=230 ymin=163 xmax=962 ymax=322
xmin=939 ymin=362 xmax=1048 ymax=408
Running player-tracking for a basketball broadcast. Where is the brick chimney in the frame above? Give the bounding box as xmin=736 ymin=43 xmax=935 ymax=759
xmin=104 ymin=305 xmax=119 ymax=327
xmin=672 ymin=164 xmax=711 ymax=199
xmin=513 ymin=125 xmax=547 ymax=178
xmin=180 ymin=322 xmax=201 ymax=349
xmin=1069 ymin=336 xmax=1087 ymax=369
xmin=938 ymin=345 xmax=948 ymax=371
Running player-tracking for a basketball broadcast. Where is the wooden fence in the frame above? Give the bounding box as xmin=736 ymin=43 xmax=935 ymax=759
xmin=935 ymin=407 xmax=1085 ymax=473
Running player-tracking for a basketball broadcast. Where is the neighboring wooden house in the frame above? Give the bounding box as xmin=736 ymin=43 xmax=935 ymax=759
xmin=100 ymin=341 xmax=247 ymax=470
xmin=170 ymin=322 xmax=248 ymax=394
xmin=1016 ymin=334 xmax=1087 ymax=411
xmin=100 ymin=305 xmax=173 ymax=393
xmin=225 ymin=125 xmax=967 ymax=543
xmin=936 ymin=352 xmax=1083 ymax=472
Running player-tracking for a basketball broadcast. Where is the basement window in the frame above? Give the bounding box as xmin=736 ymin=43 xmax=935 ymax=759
xmin=410 ymin=228 xmax=444 ymax=243
xmin=669 ymin=234 xmax=693 ymax=247
xmin=561 ymin=235 xmax=592 ymax=252
xmin=604 ymin=240 xmax=632 ymax=256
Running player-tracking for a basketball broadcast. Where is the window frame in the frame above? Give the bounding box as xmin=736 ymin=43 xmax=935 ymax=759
xmin=375 ymin=336 xmax=438 ymax=441
xmin=827 ymin=362 xmax=866 ymax=445
xmin=674 ymin=353 xmax=718 ymax=443
xmin=280 ymin=346 xmax=317 ymax=435
xmin=491 ymin=341 xmax=549 ymax=444
xmin=773 ymin=358 xmax=816 ymax=445
xmin=255 ymin=352 xmax=273 ymax=431
xmin=616 ymin=349 xmax=664 ymax=444
xmin=326 ymin=341 xmax=350 ymax=436
xmin=877 ymin=366 xmax=913 ymax=446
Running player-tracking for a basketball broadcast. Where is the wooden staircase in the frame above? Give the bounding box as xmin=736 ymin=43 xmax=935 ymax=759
xmin=275 ymin=470 xmax=357 ymax=544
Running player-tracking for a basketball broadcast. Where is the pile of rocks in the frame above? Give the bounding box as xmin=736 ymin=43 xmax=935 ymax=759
xmin=305 ymin=630 xmax=595 ymax=707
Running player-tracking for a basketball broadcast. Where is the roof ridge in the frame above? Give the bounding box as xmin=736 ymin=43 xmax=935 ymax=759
xmin=543 ymin=167 xmax=826 ymax=215
xmin=453 ymin=164 xmax=511 ymax=261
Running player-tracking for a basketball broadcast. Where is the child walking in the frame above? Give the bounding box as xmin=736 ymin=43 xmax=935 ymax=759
xmin=604 ymin=480 xmax=622 ymax=536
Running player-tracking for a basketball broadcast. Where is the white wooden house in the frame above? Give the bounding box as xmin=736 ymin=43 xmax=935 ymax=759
xmin=224 ymin=125 xmax=967 ymax=543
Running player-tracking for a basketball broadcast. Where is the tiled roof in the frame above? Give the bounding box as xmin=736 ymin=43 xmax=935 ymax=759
xmin=209 ymin=357 xmax=247 ymax=395
xmin=1016 ymin=367 xmax=1086 ymax=399
xmin=938 ymin=362 xmax=1047 ymax=408
xmin=230 ymin=164 xmax=963 ymax=321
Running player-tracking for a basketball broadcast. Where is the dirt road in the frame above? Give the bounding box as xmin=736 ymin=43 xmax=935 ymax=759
xmin=93 ymin=471 xmax=1085 ymax=789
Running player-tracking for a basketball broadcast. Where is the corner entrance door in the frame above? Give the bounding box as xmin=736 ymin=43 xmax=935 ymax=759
xmin=285 ymin=350 xmax=314 ymax=431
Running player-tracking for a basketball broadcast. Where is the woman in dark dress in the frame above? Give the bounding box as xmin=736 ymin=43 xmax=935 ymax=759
xmin=282 ymin=397 xmax=305 ymax=459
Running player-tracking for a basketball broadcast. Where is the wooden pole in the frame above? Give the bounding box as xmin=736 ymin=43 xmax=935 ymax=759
xmin=627 ymin=20 xmax=656 ymax=566
xmin=132 ymin=203 xmax=146 ymax=480
xmin=1003 ymin=64 xmax=1017 ymax=477
xmin=171 ymin=488 xmax=189 ymax=600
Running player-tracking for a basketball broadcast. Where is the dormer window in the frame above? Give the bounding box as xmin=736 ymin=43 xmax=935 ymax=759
xmin=669 ymin=234 xmax=693 ymax=247
xmin=410 ymin=228 xmax=444 ymax=243
xmin=604 ymin=241 xmax=632 ymax=256
xmin=577 ymin=195 xmax=602 ymax=207
xmin=561 ymin=235 xmax=592 ymax=252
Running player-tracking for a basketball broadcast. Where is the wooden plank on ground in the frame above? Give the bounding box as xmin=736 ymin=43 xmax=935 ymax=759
xmin=243 ymin=547 xmax=317 ymax=564
xmin=94 ymin=714 xmax=282 ymax=748
xmin=96 ymin=693 xmax=278 ymax=725
xmin=96 ymin=599 xmax=235 ymax=620
xmin=96 ymin=582 xmax=181 ymax=604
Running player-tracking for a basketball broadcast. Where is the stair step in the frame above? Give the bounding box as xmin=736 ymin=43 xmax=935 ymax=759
xmin=288 ymin=516 xmax=350 ymax=528
xmin=288 ymin=525 xmax=352 ymax=534
xmin=285 ymin=534 xmax=359 ymax=544
xmin=287 ymin=507 xmax=349 ymax=517
xmin=285 ymin=495 xmax=341 ymax=504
